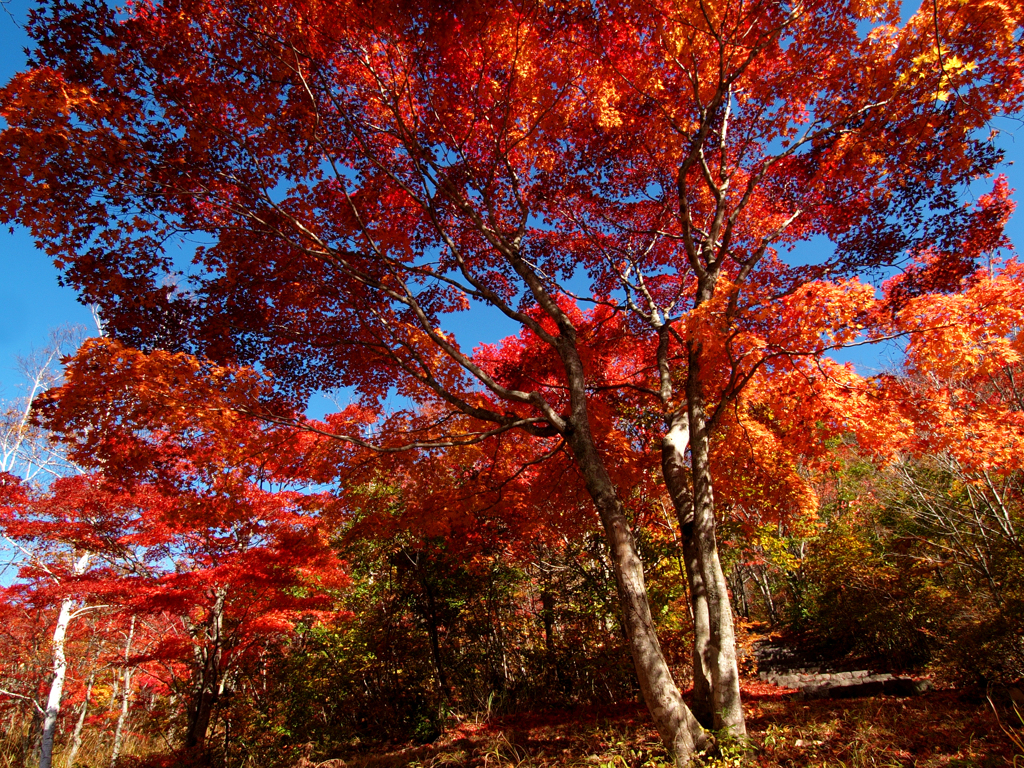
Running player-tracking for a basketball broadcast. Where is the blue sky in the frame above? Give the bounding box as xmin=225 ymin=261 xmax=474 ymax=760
xmin=1 ymin=0 xmax=95 ymax=397
xmin=1 ymin=0 xmax=1022 ymax=398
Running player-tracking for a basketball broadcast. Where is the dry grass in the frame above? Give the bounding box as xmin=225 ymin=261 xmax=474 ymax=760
xmin=747 ymin=690 xmax=1017 ymax=767
xmin=0 ymin=714 xmax=161 ymax=768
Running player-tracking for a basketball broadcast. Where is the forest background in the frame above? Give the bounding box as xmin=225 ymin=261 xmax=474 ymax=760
xmin=1 ymin=0 xmax=1024 ymax=767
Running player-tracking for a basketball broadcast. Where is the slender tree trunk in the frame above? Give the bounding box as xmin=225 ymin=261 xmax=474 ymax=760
xmin=686 ymin=362 xmax=746 ymax=739
xmin=730 ymin=567 xmax=750 ymax=621
xmin=540 ymin=587 xmax=555 ymax=655
xmin=65 ymin=670 xmax=94 ymax=768
xmin=420 ymin=574 xmax=450 ymax=699
xmin=662 ymin=415 xmax=714 ymax=728
xmin=109 ymin=617 xmax=135 ymax=768
xmin=751 ymin=566 xmax=779 ymax=626
xmin=540 ymin=584 xmax=561 ymax=690
xmin=185 ymin=587 xmax=226 ymax=755
xmin=109 ymin=668 xmax=133 ymax=767
xmin=39 ymin=552 xmax=90 ymax=768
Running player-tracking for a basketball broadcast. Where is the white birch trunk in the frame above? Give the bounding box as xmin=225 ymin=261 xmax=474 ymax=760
xmin=39 ymin=551 xmax=90 ymax=768
xmin=64 ymin=670 xmax=94 ymax=768
xmin=109 ymin=617 xmax=135 ymax=768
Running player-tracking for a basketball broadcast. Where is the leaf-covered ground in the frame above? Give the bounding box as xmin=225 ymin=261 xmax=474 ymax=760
xmin=307 ymin=684 xmax=1022 ymax=768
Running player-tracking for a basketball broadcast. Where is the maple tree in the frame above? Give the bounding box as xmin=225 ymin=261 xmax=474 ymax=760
xmin=3 ymin=0 xmax=1023 ymax=761
xmin=0 ymin=340 xmax=349 ymax=760
xmin=0 ymin=327 xmax=82 ymax=484
xmin=49 ymin=343 xmax=347 ymax=756
xmin=878 ymin=247 xmax=1024 ymax=681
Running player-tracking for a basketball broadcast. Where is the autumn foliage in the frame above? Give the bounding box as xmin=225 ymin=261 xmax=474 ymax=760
xmin=1 ymin=0 xmax=1024 ymax=764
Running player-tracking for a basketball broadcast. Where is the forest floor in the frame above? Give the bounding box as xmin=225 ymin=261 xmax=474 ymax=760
xmin=308 ymin=685 xmax=1023 ymax=768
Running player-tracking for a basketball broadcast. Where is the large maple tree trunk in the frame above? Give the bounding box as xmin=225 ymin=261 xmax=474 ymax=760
xmin=662 ymin=415 xmax=714 ymax=729
xmin=568 ymin=427 xmax=709 ymax=765
xmin=685 ymin=358 xmax=746 ymax=739
xmin=185 ymin=689 xmax=218 ymax=758
xmin=556 ymin=340 xmax=709 ymax=766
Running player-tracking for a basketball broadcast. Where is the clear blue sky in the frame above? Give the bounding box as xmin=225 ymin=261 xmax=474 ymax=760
xmin=0 ymin=0 xmax=95 ymax=397
xmin=1 ymin=0 xmax=1022 ymax=396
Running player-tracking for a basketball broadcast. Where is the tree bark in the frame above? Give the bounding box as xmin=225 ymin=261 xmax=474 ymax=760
xmin=109 ymin=668 xmax=133 ymax=767
xmin=751 ymin=566 xmax=779 ymax=626
xmin=39 ymin=551 xmax=90 ymax=768
xmin=39 ymin=600 xmax=72 ymax=768
xmin=686 ymin=361 xmax=746 ymax=739
xmin=729 ymin=567 xmax=750 ymax=621
xmin=65 ymin=670 xmax=93 ymax=768
xmin=418 ymin=566 xmax=451 ymax=699
xmin=553 ymin=329 xmax=709 ymax=765
xmin=185 ymin=586 xmax=226 ymax=754
xmin=568 ymin=425 xmax=710 ymax=764
xmin=662 ymin=414 xmax=715 ymax=729
xmin=109 ymin=617 xmax=135 ymax=768
xmin=540 ymin=586 xmax=555 ymax=655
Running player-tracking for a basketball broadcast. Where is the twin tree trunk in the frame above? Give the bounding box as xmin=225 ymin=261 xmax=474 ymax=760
xmin=663 ymin=410 xmax=746 ymax=737
xmin=657 ymin=280 xmax=747 ymax=738
xmin=553 ymin=336 xmax=732 ymax=765
xmin=565 ymin=426 xmax=710 ymax=763
xmin=662 ymin=418 xmax=714 ymax=728
xmin=682 ymin=286 xmax=746 ymax=739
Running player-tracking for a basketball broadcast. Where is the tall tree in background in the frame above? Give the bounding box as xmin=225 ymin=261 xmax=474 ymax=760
xmin=2 ymin=0 xmax=1022 ymax=761
xmin=0 ymin=327 xmax=82 ymax=482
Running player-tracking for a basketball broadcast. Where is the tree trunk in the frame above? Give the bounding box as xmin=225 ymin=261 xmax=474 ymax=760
xmin=515 ymin=269 xmax=710 ymax=763
xmin=109 ymin=617 xmax=135 ymax=768
xmin=540 ymin=586 xmax=555 ymax=655
xmin=685 ymin=368 xmax=746 ymax=739
xmin=730 ymin=567 xmax=750 ymax=621
xmin=184 ymin=587 xmax=226 ymax=755
xmin=185 ymin=691 xmax=217 ymax=756
xmin=566 ymin=425 xmax=710 ymax=765
xmin=419 ymin=571 xmax=450 ymax=699
xmin=751 ymin=566 xmax=779 ymax=626
xmin=39 ymin=600 xmax=72 ymax=768
xmin=662 ymin=415 xmax=715 ymax=729
xmin=39 ymin=551 xmax=90 ymax=768
xmin=65 ymin=670 xmax=94 ymax=768
xmin=109 ymin=667 xmax=133 ymax=767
